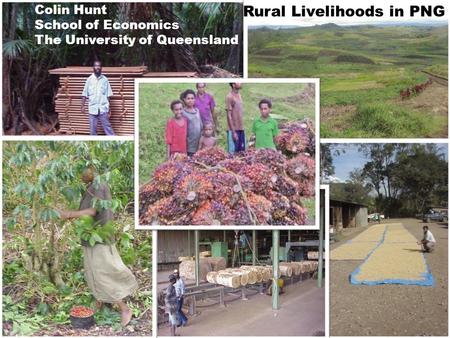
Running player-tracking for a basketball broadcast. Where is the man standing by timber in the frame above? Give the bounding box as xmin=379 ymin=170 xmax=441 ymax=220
xmin=58 ymin=168 xmax=137 ymax=326
xmin=226 ymin=83 xmax=245 ymax=153
xmin=195 ymin=83 xmax=218 ymax=134
xmin=81 ymin=60 xmax=115 ymax=135
xmin=418 ymin=225 xmax=436 ymax=253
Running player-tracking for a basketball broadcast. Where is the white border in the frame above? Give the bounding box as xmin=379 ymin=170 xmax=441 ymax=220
xmin=134 ymin=78 xmax=320 ymax=230
xmin=322 ymin=184 xmax=330 ymax=338
xmin=152 ymin=230 xmax=158 ymax=338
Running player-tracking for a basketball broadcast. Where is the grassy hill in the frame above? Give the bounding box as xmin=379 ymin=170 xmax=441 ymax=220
xmin=249 ymin=24 xmax=448 ymax=138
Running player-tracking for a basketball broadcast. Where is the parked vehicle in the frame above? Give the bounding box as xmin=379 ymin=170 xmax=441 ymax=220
xmin=368 ymin=213 xmax=384 ymax=222
xmin=422 ymin=209 xmax=448 ymax=223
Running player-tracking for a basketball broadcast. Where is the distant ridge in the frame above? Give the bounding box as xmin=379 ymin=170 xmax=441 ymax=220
xmin=314 ymin=23 xmax=341 ymax=29
xmin=248 ymin=21 xmax=447 ymax=30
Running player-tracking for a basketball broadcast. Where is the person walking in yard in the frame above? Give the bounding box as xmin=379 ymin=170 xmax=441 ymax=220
xmin=174 ymin=269 xmax=188 ymax=327
xmin=418 ymin=225 xmax=436 ymax=252
xmin=181 ymin=89 xmax=203 ymax=156
xmin=198 ymin=122 xmax=217 ymax=150
xmin=226 ymin=83 xmax=245 ymax=153
xmin=166 ymin=100 xmax=188 ymax=159
xmin=195 ymin=83 xmax=218 ymax=133
xmin=58 ymin=167 xmax=137 ymax=326
xmin=165 ymin=274 xmax=179 ymax=336
xmin=81 ymin=60 xmax=115 ymax=135
xmin=251 ymin=99 xmax=279 ymax=149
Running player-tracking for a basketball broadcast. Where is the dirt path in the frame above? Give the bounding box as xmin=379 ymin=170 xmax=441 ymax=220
xmin=330 ymin=219 xmax=448 ymax=336
xmin=421 ymin=70 xmax=448 ymax=86
xmin=396 ymin=81 xmax=448 ymax=137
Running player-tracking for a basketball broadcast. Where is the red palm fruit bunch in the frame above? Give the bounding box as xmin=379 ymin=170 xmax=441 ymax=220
xmin=273 ymin=175 xmax=299 ymax=197
xmin=141 ymin=161 xmax=191 ymax=197
xmin=207 ymin=170 xmax=252 ymax=208
xmin=70 ymin=306 xmax=94 ymax=318
xmin=286 ymin=154 xmax=315 ymax=182
xmin=287 ymin=202 xmax=308 ymax=225
xmin=140 ymin=196 xmax=171 ymax=224
xmin=238 ymin=163 xmax=277 ymax=195
xmin=173 ymin=172 xmax=215 ymax=206
xmin=192 ymin=147 xmax=228 ymax=167
xmin=217 ymin=158 xmax=248 ymax=174
xmin=139 ymin=183 xmax=164 ymax=214
xmin=233 ymin=192 xmax=273 ymax=225
xmin=191 ymin=200 xmax=234 ymax=225
xmin=267 ymin=191 xmax=291 ymax=221
xmin=139 ymin=161 xmax=192 ymax=213
xmin=297 ymin=180 xmax=315 ymax=198
xmin=276 ymin=120 xmax=314 ymax=156
xmin=140 ymin=196 xmax=195 ymax=225
xmin=246 ymin=148 xmax=286 ymax=175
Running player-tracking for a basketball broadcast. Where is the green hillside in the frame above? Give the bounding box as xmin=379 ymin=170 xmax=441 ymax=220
xmin=249 ymin=24 xmax=448 ymax=138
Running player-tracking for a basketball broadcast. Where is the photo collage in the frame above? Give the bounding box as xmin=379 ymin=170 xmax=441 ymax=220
xmin=1 ymin=1 xmax=448 ymax=337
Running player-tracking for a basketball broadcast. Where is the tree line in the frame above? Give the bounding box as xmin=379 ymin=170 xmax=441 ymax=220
xmin=321 ymin=143 xmax=448 ymax=217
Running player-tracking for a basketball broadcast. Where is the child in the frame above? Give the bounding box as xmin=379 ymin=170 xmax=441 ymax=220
xmin=180 ymin=89 xmax=203 ymax=156
xmin=251 ymin=99 xmax=279 ymax=149
xmin=199 ymin=122 xmax=217 ymax=150
xmin=165 ymin=100 xmax=187 ymax=159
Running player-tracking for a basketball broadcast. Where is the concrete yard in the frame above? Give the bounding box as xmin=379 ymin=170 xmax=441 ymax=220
xmin=330 ymin=218 xmax=448 ymax=336
xmin=159 ymin=279 xmax=325 ymax=336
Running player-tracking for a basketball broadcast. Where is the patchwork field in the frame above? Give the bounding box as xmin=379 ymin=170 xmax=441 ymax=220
xmin=248 ymin=24 xmax=448 ymax=138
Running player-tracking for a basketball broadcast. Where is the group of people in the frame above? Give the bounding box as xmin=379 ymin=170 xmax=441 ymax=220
xmin=165 ymin=83 xmax=280 ymax=159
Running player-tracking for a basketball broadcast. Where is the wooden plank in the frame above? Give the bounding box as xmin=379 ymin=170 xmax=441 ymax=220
xmin=142 ymin=71 xmax=198 ymax=78
xmin=49 ymin=66 xmax=148 ymax=76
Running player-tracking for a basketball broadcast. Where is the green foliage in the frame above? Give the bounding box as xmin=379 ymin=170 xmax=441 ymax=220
xmin=330 ymin=182 xmax=374 ymax=207
xmin=3 ymin=296 xmax=45 ymax=335
xmin=74 ymin=216 xmax=116 ymax=247
xmin=2 ymin=141 xmax=149 ymax=335
xmin=338 ymin=102 xmax=433 ymax=138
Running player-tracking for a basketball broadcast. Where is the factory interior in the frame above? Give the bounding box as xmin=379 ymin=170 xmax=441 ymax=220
xmin=157 ymin=229 xmax=325 ymax=336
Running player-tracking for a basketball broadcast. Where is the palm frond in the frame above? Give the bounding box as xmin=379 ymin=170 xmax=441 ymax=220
xmin=2 ymin=39 xmax=33 ymax=59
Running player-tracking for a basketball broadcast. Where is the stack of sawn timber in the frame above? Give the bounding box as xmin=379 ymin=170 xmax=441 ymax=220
xmin=49 ymin=67 xmax=199 ymax=135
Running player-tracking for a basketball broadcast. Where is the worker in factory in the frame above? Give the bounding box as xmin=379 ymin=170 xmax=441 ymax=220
xmin=81 ymin=60 xmax=115 ymax=135
xmin=266 ymin=277 xmax=285 ymax=296
xmin=165 ymin=274 xmax=179 ymax=336
xmin=58 ymin=167 xmax=137 ymax=327
xmin=174 ymin=269 xmax=188 ymax=327
xmin=418 ymin=225 xmax=436 ymax=253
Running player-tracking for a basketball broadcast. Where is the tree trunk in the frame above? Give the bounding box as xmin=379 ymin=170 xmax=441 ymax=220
xmin=225 ymin=14 xmax=242 ymax=74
